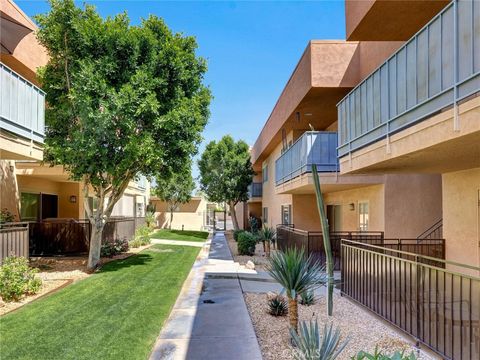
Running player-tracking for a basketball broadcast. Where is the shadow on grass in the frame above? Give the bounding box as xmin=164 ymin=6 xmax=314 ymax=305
xmin=151 ymin=229 xmax=209 ymax=239
xmin=99 ymin=253 xmax=153 ymax=273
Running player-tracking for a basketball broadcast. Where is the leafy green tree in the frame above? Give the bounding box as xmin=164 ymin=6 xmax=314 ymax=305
xmin=198 ymin=135 xmax=254 ymax=230
xmin=154 ymin=165 xmax=195 ymax=229
xmin=35 ymin=0 xmax=210 ymax=269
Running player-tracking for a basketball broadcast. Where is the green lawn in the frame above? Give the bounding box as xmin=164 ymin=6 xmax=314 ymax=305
xmin=151 ymin=229 xmax=209 ymax=242
xmin=0 ymin=245 xmax=199 ymax=360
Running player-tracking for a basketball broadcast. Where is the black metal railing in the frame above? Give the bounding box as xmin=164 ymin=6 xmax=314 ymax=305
xmin=0 ymin=222 xmax=29 ymax=263
xmin=276 ymin=225 xmax=385 ymax=270
xmin=341 ymin=239 xmax=480 ymax=360
xmin=29 ymin=217 xmax=146 ymax=256
xmin=417 ymin=219 xmax=443 ymax=240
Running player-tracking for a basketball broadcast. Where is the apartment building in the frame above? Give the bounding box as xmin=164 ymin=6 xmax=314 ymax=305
xmin=247 ymin=0 xmax=478 ymax=269
xmin=0 ymin=0 xmax=149 ymax=224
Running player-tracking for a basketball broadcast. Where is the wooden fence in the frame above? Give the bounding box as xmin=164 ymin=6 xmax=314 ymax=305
xmin=0 ymin=222 xmax=29 ymax=264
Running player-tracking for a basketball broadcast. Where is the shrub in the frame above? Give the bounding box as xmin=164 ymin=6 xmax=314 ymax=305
xmin=0 ymin=208 xmax=15 ymax=223
xmin=290 ymin=320 xmax=347 ymax=360
xmin=129 ymin=225 xmax=152 ymax=248
xmin=299 ymin=290 xmax=316 ymax=306
xmin=0 ymin=256 xmax=42 ymax=302
xmin=233 ymin=229 xmax=245 ymax=241
xmin=237 ymin=231 xmax=256 ymax=255
xmin=267 ymin=295 xmax=288 ymax=316
xmin=101 ymin=237 xmax=129 ymax=257
xmin=145 ymin=210 xmax=156 ymax=229
xmin=353 ymin=347 xmax=417 ymax=360
xmin=248 ymin=216 xmax=260 ymax=233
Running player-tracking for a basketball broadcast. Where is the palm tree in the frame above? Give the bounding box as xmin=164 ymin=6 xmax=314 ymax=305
xmin=266 ymin=248 xmax=326 ymax=333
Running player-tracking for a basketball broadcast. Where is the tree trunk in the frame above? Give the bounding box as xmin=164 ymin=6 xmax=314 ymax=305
xmin=312 ymin=163 xmax=334 ymax=316
xmin=87 ymin=219 xmax=105 ymax=270
xmin=169 ymin=210 xmax=173 ymax=230
xmin=265 ymin=240 xmax=271 ymax=257
xmin=229 ymin=202 xmax=239 ymax=231
xmin=288 ymin=297 xmax=298 ymax=333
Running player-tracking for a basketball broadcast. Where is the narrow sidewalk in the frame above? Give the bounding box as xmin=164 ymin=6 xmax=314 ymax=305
xmin=149 ymin=232 xmax=262 ymax=360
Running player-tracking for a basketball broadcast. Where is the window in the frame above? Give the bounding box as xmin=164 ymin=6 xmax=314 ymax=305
xmin=281 ymin=204 xmax=292 ymax=225
xmin=359 ymin=201 xmax=369 ymax=231
xmin=262 ymin=207 xmax=268 ymax=225
xmin=262 ymin=164 xmax=268 ymax=183
xmin=20 ymin=193 xmax=39 ymax=221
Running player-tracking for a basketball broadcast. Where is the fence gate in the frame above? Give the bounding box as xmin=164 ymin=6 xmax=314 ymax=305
xmin=213 ymin=210 xmax=227 ymax=231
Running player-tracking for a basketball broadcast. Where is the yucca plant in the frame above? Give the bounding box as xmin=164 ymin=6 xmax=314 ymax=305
xmin=268 ymin=295 xmax=288 ymax=316
xmin=266 ymin=247 xmax=326 ymax=333
xmin=260 ymin=225 xmax=276 ymax=257
xmin=299 ymin=290 xmax=316 ymax=306
xmin=290 ymin=320 xmax=348 ymax=360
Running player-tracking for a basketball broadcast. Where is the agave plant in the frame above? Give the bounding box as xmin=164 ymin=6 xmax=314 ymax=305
xmin=260 ymin=225 xmax=276 ymax=257
xmin=266 ymin=247 xmax=326 ymax=333
xmin=268 ymin=295 xmax=288 ymax=316
xmin=299 ymin=290 xmax=316 ymax=306
xmin=290 ymin=320 xmax=348 ymax=360
xmin=353 ymin=347 xmax=417 ymax=360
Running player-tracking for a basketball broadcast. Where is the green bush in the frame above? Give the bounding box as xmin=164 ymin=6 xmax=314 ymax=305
xmin=129 ymin=225 xmax=152 ymax=248
xmin=233 ymin=229 xmax=245 ymax=241
xmin=237 ymin=231 xmax=256 ymax=255
xmin=0 ymin=256 xmax=42 ymax=302
xmin=101 ymin=237 xmax=129 ymax=257
xmin=145 ymin=210 xmax=156 ymax=229
xmin=0 ymin=208 xmax=15 ymax=223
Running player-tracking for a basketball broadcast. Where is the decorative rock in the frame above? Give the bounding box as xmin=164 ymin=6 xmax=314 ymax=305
xmin=245 ymin=260 xmax=255 ymax=270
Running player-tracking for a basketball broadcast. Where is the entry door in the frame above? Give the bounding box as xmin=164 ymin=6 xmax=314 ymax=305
xmin=327 ymin=205 xmax=342 ymax=232
xmin=41 ymin=194 xmax=58 ymax=220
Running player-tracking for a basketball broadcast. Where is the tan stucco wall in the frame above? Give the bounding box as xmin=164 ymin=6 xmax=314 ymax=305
xmin=0 ymin=160 xmax=20 ymax=220
xmin=151 ymin=198 xmax=208 ymax=231
xmin=384 ymin=174 xmax=443 ymax=239
xmin=16 ymin=176 xmax=83 ymax=219
xmin=442 ymin=168 xmax=480 ymax=272
xmin=261 ymin=135 xmax=293 ymax=226
xmin=323 ymin=184 xmax=385 ymax=233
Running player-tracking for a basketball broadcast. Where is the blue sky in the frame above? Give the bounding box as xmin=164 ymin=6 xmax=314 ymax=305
xmin=18 ymin=0 xmax=346 ymax=180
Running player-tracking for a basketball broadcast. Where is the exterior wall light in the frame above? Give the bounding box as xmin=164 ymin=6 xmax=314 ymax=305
xmin=69 ymin=195 xmax=77 ymax=203
xmin=349 ymin=203 xmax=355 ymax=211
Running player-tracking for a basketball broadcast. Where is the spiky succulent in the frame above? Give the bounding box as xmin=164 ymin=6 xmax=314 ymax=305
xmin=299 ymin=290 xmax=316 ymax=306
xmin=290 ymin=320 xmax=348 ymax=360
xmin=268 ymin=295 xmax=288 ymax=316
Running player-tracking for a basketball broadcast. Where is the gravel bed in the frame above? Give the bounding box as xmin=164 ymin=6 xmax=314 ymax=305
xmin=244 ymin=292 xmax=436 ymax=360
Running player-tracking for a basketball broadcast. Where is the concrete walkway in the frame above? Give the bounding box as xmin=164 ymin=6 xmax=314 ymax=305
xmin=149 ymin=232 xmax=262 ymax=360
xmin=150 ymin=239 xmax=205 ymax=248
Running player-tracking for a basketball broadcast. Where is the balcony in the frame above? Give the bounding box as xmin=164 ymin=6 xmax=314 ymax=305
xmin=0 ymin=62 xmax=45 ymax=144
xmin=275 ymin=131 xmax=338 ymax=186
xmin=248 ymin=182 xmax=262 ymax=198
xmin=337 ymin=0 xmax=480 ymax=159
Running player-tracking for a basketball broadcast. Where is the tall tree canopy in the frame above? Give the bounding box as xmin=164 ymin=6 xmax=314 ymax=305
xmin=36 ymin=0 xmax=211 ymax=268
xmin=154 ymin=164 xmax=195 ymax=229
xmin=198 ymin=135 xmax=254 ymax=230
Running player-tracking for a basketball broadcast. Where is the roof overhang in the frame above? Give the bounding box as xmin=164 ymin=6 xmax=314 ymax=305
xmin=345 ymin=0 xmax=450 ymax=41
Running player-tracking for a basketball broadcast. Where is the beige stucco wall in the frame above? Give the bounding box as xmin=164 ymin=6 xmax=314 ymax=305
xmin=442 ymin=168 xmax=480 ymax=272
xmin=384 ymin=174 xmax=443 ymax=239
xmin=151 ymin=198 xmax=208 ymax=231
xmin=323 ymin=184 xmax=385 ymax=233
xmin=0 ymin=160 xmax=20 ymax=220
xmin=261 ymin=135 xmax=293 ymax=227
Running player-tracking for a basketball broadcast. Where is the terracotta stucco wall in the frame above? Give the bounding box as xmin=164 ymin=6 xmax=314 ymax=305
xmin=384 ymin=174 xmax=443 ymax=239
xmin=323 ymin=184 xmax=385 ymax=232
xmin=442 ymin=168 xmax=480 ymax=272
xmin=292 ymin=194 xmax=321 ymax=231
